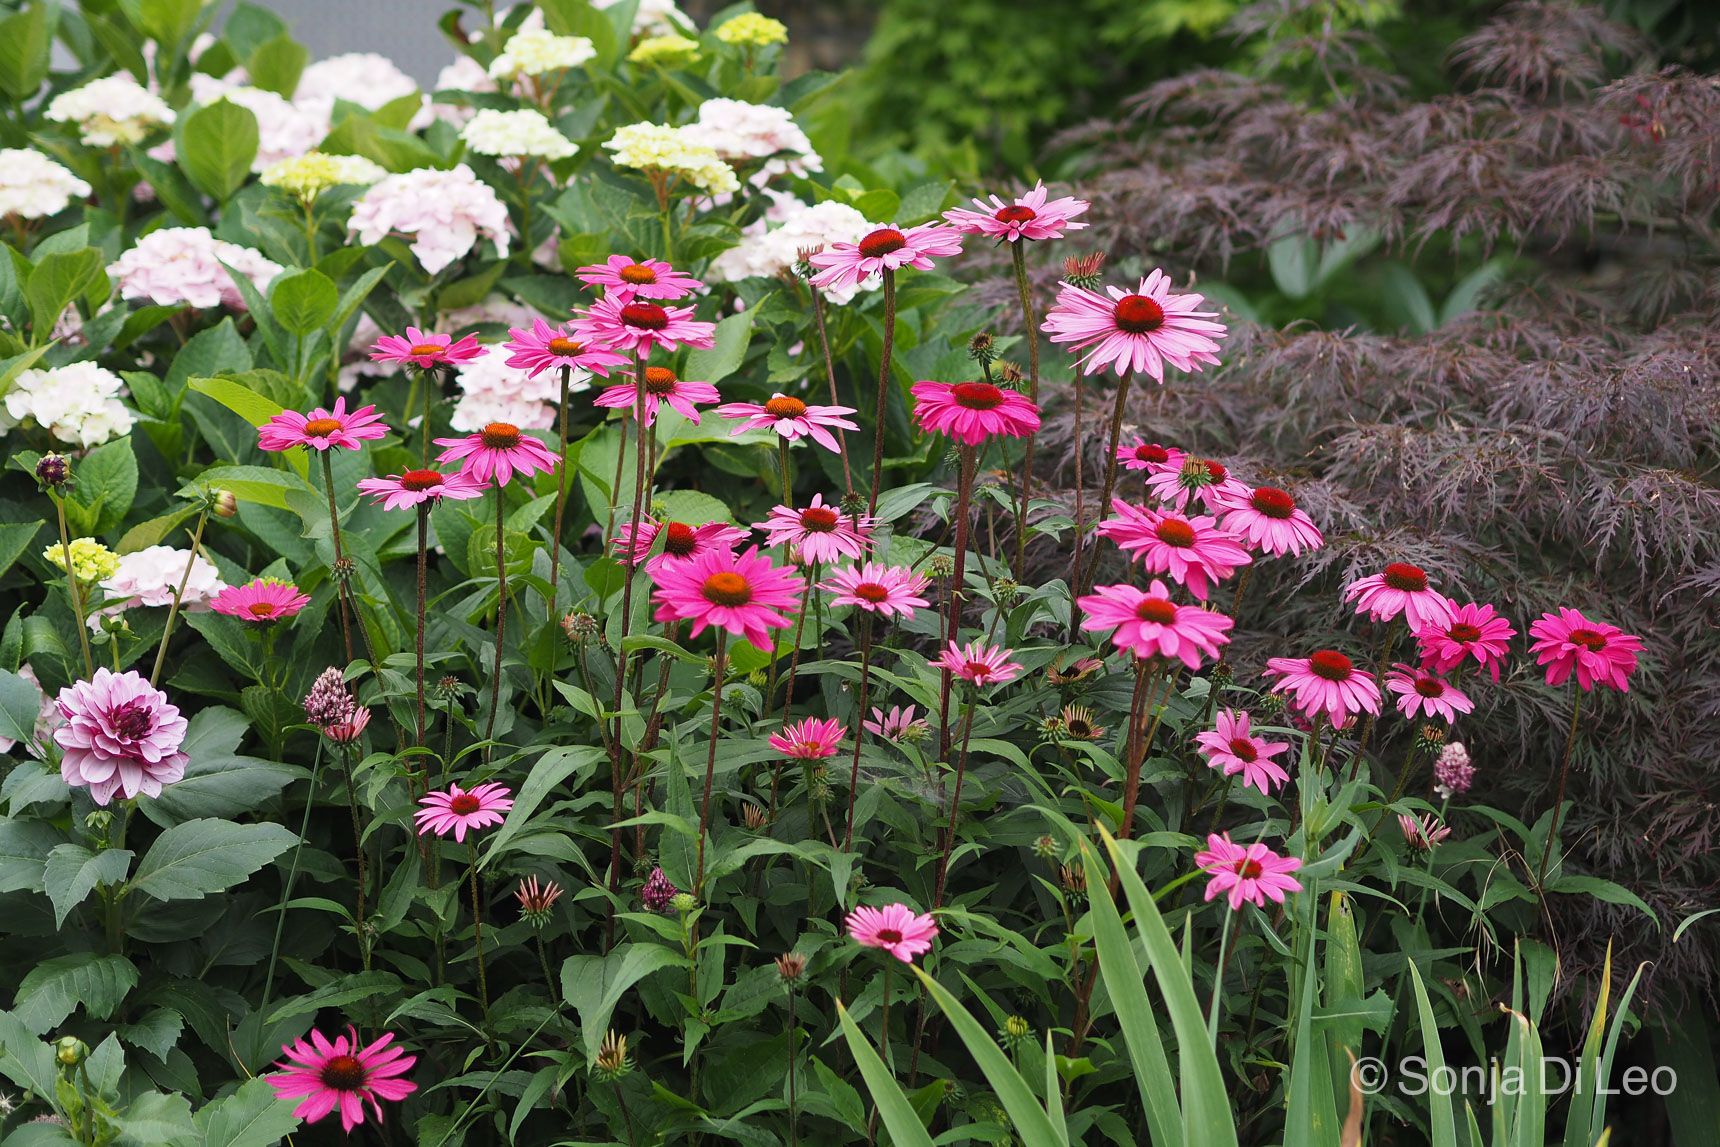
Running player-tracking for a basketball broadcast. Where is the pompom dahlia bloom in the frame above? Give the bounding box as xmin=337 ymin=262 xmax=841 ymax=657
xmin=756 ymin=494 xmax=873 ymax=564
xmin=370 ymin=327 xmax=485 ymax=370
xmin=504 ymin=319 xmax=630 ymax=379
xmin=909 ymin=381 xmax=1041 ymax=445
xmin=1117 ymin=440 xmax=1185 ymax=473
xmin=259 ymin=398 xmax=388 ymax=453
xmin=1528 ymin=608 xmax=1644 ymax=692
xmin=0 ymin=149 xmax=91 ymax=218
xmin=1041 ymin=269 xmax=1226 ymax=381
xmin=820 ymin=563 xmax=929 ymax=618
xmin=573 ymin=293 xmax=716 ymax=356
xmin=934 ymin=640 xmax=1024 ymax=687
xmin=716 ymin=393 xmax=858 ymax=453
xmin=1385 ymin=665 xmax=1474 ymax=722
xmin=846 ymin=902 xmax=937 ymax=963
xmin=54 ymin=669 xmax=190 ymax=805
xmin=1194 ymin=709 xmax=1291 ymax=795
xmin=268 ymin=1027 xmax=417 ymax=1133
xmin=1416 ymin=602 xmax=1516 ymax=682
xmin=210 ymin=579 xmax=310 ymax=626
xmin=1096 ymin=503 xmax=1251 ymax=602
xmin=348 ymin=165 xmax=510 ymax=275
xmin=415 ymin=782 xmax=514 ymax=842
xmin=1142 ymin=457 xmax=1251 ymax=515
xmin=614 ymin=518 xmax=747 ymax=573
xmin=435 ymin=423 xmax=559 ymax=486
xmin=807 ymin=223 xmax=964 ymax=293
xmin=575 ymin=254 xmax=703 ymax=301
xmin=1218 ymin=485 xmax=1324 ymax=557
xmin=1344 ymin=563 xmax=1456 ymax=632
xmin=357 ymin=468 xmax=488 ymax=511
xmin=1195 ymin=834 xmax=1304 ymax=911
xmin=593 ymin=366 xmax=719 ymax=425
xmin=768 ymin=716 xmax=844 ymax=760
xmin=1264 ymin=651 xmax=1381 ymax=726
xmin=942 ymin=180 xmax=1089 ymax=242
xmin=651 ymin=545 xmax=803 ymax=652
xmin=109 ymin=227 xmax=283 ymax=310
xmin=1077 ymin=580 xmax=1232 ymax=668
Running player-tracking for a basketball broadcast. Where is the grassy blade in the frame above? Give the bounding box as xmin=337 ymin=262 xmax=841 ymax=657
xmin=1044 ymin=1033 xmax=1069 ymax=1147
xmin=1407 ymin=962 xmax=1460 ymax=1147
xmin=1589 ymin=957 xmax=1645 ymax=1141
xmin=1562 ymin=940 xmax=1612 ymax=1147
xmin=836 ymin=1002 xmax=936 ymax=1147
xmin=1285 ymin=876 xmax=1339 ymax=1147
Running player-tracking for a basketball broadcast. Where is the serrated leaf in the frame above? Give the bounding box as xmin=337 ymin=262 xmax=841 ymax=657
xmin=264 ymin=970 xmax=403 ymax=1024
xmin=14 ymin=952 xmax=140 ymax=1033
xmin=0 ymin=666 xmax=44 ymax=748
xmin=42 ymin=843 xmax=133 ymax=928
xmin=683 ymin=307 xmax=753 ymax=384
xmin=195 ymin=1075 xmax=303 ymax=1147
xmin=127 ymin=818 xmax=296 ymax=902
xmin=114 ymin=1087 xmax=198 ymax=1147
xmin=0 ymin=817 xmax=61 ymax=893
xmin=116 ymin=1007 xmax=184 ymax=1061
xmin=562 ymin=943 xmax=689 ymax=1063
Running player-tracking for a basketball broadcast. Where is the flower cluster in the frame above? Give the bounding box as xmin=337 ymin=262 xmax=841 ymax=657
xmin=1 ymin=363 xmax=133 ymax=447
xmin=460 ymin=108 xmax=579 ymax=159
xmin=488 ymin=28 xmax=597 ymax=80
xmin=0 ymin=149 xmax=91 ymax=218
xmin=108 ymin=227 xmax=284 ymax=310
xmin=683 ymin=99 xmax=820 ymax=182
xmin=715 ymin=13 xmax=788 ymax=47
xmin=94 ymin=545 xmax=226 ymax=622
xmin=45 ymin=74 xmax=174 ymax=146
xmin=348 ymin=165 xmax=511 ymax=275
xmin=260 ymin=152 xmax=389 ymax=200
xmin=43 ymin=538 xmax=120 ymax=586
xmin=603 ymin=123 xmax=740 ymax=195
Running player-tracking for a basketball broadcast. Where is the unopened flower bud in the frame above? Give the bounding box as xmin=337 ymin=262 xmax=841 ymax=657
xmin=839 ymin=490 xmax=866 ymax=517
xmin=996 ymin=360 xmax=1024 ymax=386
xmin=331 ymin=556 xmax=355 ymax=584
xmin=35 ymin=453 xmax=70 ymax=489
xmin=1060 ymin=862 xmax=1087 ymax=895
xmin=928 ymin=555 xmax=955 ymax=579
xmin=1211 ymin=660 xmax=1234 ymax=686
xmin=435 ymin=674 xmax=463 ymax=701
xmin=211 ymin=489 xmax=238 ymax=517
xmin=1415 ymin=723 xmax=1448 ymax=756
xmin=1000 ymin=1015 xmax=1032 ymax=1050
xmin=594 ymin=1031 xmax=632 ymax=1082
xmin=775 ymin=952 xmax=807 ymax=985
xmin=1038 ymin=716 xmax=1066 ymax=742
xmin=641 ymin=867 xmax=678 ymax=913
xmin=55 ymin=1036 xmax=85 ymax=1066
xmin=1258 ymin=690 xmax=1287 ymax=717
xmin=562 ymin=611 xmax=598 ymax=642
xmin=742 ymin=803 xmax=768 ymax=830
xmin=993 ymin=577 xmax=1020 ymax=605
xmin=968 ymin=331 xmax=996 ymax=366
xmin=670 ymin=892 xmax=698 ymax=914
xmin=1062 ymin=252 xmax=1106 ymax=290
xmin=1032 ymin=835 xmax=1057 ymax=860
xmin=747 ymin=668 xmax=768 ymax=689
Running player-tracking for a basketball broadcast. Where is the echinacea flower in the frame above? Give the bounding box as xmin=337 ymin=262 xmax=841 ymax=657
xmin=267 ymin=1026 xmax=417 ymax=1133
xmin=356 ymin=468 xmax=489 ymax=511
xmin=1385 ymin=665 xmax=1474 ymax=722
xmin=863 ymin=704 xmax=928 ymax=741
xmin=1194 ymin=834 xmax=1303 ymax=911
xmin=1117 ymin=440 xmax=1185 ymax=472
xmin=258 ymin=398 xmax=388 ymax=452
xmin=651 ymin=544 xmax=802 ymax=652
xmin=1077 ymin=579 xmax=1233 ymax=668
xmin=845 ymin=902 xmax=938 ymax=963
xmin=756 ymin=494 xmax=874 ymax=563
xmin=1059 ymin=704 xmax=1105 ymax=740
xmin=1218 ymin=485 xmax=1324 ymax=557
xmin=1142 ymin=457 xmax=1251 ymax=515
xmin=414 ymin=781 xmax=514 ymax=842
xmin=820 ymin=562 xmax=929 ymax=618
xmin=593 ymin=366 xmax=720 ymax=425
xmin=571 ymin=293 xmax=716 ymax=356
xmin=1528 ymin=607 xmax=1644 ymax=692
xmin=941 ymin=180 xmax=1089 ymax=242
xmin=933 ymin=639 xmax=1024 ymax=687
xmin=807 ymin=223 xmax=964 ymax=293
xmin=209 ymin=579 xmax=310 ymax=626
xmin=514 ymin=875 xmax=564 ymax=925
xmin=575 ymin=254 xmax=703 ymax=301
xmin=1263 ymin=651 xmax=1382 ymax=726
xmin=53 ymin=668 xmax=189 ymax=805
xmin=1040 ymin=269 xmax=1227 ymax=381
xmin=321 ymin=706 xmax=371 ymax=745
xmin=502 ymin=318 xmax=630 ymax=379
xmin=909 ymin=380 xmax=1041 ymax=445
xmin=1344 ymin=563 xmax=1456 ymax=632
xmin=1399 ymin=812 xmax=1452 ymax=851
xmin=1416 ymin=602 xmax=1516 ymax=682
xmin=614 ymin=517 xmax=748 ymax=572
xmin=768 ymin=715 xmax=844 ymax=759
xmin=435 ymin=422 xmax=560 ymax=486
xmin=1095 ymin=502 xmax=1251 ymax=602
xmin=716 ymin=393 xmax=858 ymax=453
xmin=1194 ymin=709 xmax=1292 ymax=795
xmin=369 ymin=327 xmax=485 ymax=369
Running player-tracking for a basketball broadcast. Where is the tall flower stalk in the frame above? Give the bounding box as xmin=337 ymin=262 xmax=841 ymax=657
xmin=41 ymin=458 xmax=95 ymax=678
xmin=547 ymin=364 xmax=573 ymax=620
xmin=1009 ymin=243 xmax=1040 ymax=573
xmin=149 ymin=500 xmax=212 ymax=688
xmin=868 ymin=268 xmax=896 ymax=516
xmin=695 ymin=632 xmax=729 ymax=893
xmin=936 ymin=446 xmax=977 ymax=760
xmin=485 ymin=478 xmax=508 ymax=755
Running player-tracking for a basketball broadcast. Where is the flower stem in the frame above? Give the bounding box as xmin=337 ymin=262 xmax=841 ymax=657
xmin=932 ymin=693 xmax=979 ymax=909
xmin=786 ymin=982 xmax=799 ymax=1147
xmin=1079 ymin=369 xmax=1134 ymax=608
xmin=1119 ymin=662 xmax=1166 ymax=840
xmin=1349 ymin=621 xmax=1400 ymax=778
xmin=808 ymin=283 xmax=852 ymax=496
xmin=339 ymin=743 xmax=369 ymax=970
xmin=468 ymin=838 xmax=491 ymax=1025
xmin=842 ymin=615 xmax=874 ymax=853
xmin=263 ymin=742 xmax=321 ymax=1014
xmin=867 ymin=268 xmax=896 ymax=517
xmin=1535 ymin=692 xmax=1583 ymax=892
xmin=778 ymin=437 xmax=793 ymax=508
xmin=149 ymin=504 xmax=210 ymax=688
xmin=1009 ymin=242 xmax=1039 ymax=575
xmin=53 ymin=496 xmax=94 ymax=680
xmin=936 ymin=446 xmax=977 ymax=762
xmin=548 ymin=364 xmax=571 ymax=622
xmin=416 ymin=506 xmax=429 ymax=749
xmin=319 ymin=450 xmax=356 ymax=664
xmin=695 ymin=631 xmax=729 ymax=893
xmin=483 ymin=479 xmax=507 ymax=760
xmin=879 ymin=959 xmax=894 ymax=1065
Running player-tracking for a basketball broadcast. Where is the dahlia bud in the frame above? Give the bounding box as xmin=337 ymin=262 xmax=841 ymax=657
xmin=56 ymin=1036 xmax=85 ymax=1066
xmin=593 ymin=1031 xmax=632 ymax=1082
xmin=331 ymin=556 xmax=356 ymax=584
xmin=1062 ymin=252 xmax=1106 ymax=290
xmin=928 ymin=554 xmax=955 ymax=579
xmin=967 ymin=331 xmax=997 ymax=367
xmin=1415 ymin=723 xmax=1448 ymax=756
xmin=211 ymin=488 xmax=238 ymax=517
xmin=775 ymin=952 xmax=807 ymax=986
xmin=999 ymin=1015 xmax=1032 ymax=1051
xmin=34 ymin=452 xmax=70 ymax=490
xmin=669 ymin=892 xmax=698 ymax=914
xmin=1032 ymin=835 xmax=1057 ymax=860
xmin=641 ymin=867 xmax=677 ymax=913
xmin=514 ymin=875 xmax=564 ymax=928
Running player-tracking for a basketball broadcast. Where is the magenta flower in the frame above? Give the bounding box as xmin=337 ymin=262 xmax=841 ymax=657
xmin=593 ymin=366 xmax=721 ymax=425
xmin=321 ymin=706 xmax=371 ymax=745
xmin=1263 ymin=651 xmax=1382 ymax=727
xmin=641 ymin=866 xmax=678 ymax=912
xmin=820 ymin=562 xmax=929 ymax=618
xmin=845 ymin=902 xmax=938 ymax=963
xmin=1041 ymin=269 xmax=1227 ymax=381
xmin=1399 ymin=812 xmax=1452 ymax=851
xmin=768 ymin=716 xmax=845 ymax=760
xmin=1194 ymin=834 xmax=1304 ymax=911
xmin=651 ymin=544 xmax=803 ymax=653
xmin=1528 ymin=607 xmax=1644 ymax=692
xmin=268 ymin=1026 xmax=417 ymax=1133
xmin=502 ymin=318 xmax=630 ymax=379
xmin=209 ymin=579 xmax=310 ymax=626
xmin=1118 ymin=440 xmax=1185 ymax=472
xmin=53 ymin=668 xmax=189 ymax=805
xmin=909 ymin=380 xmax=1041 ymax=445
xmin=575 ymin=254 xmax=703 ymax=301
xmin=1077 ymin=579 xmax=1233 ymax=668
xmin=258 ymin=397 xmax=388 ymax=452
xmin=1218 ymin=485 xmax=1324 ymax=557
xmin=933 ymin=639 xmax=1024 ymax=688
xmin=356 ymin=467 xmax=488 ymax=511
xmin=716 ymin=393 xmax=859 ymax=453
xmin=414 ymin=781 xmax=514 ymax=842
xmin=863 ymin=704 xmax=929 ymax=741
xmin=1345 ymin=563 xmax=1456 ymax=632
xmin=1416 ymin=602 xmax=1516 ymax=682
xmin=1386 ymin=665 xmax=1474 ymax=722
xmin=756 ymin=494 xmax=873 ymax=563
xmin=435 ymin=421 xmax=559 ymax=486
xmin=1095 ymin=502 xmax=1251 ymax=602
xmin=942 ymin=180 xmax=1089 ymax=242
xmin=571 ymin=294 xmax=716 ymax=356
xmin=807 ymin=223 xmax=964 ymax=293
xmin=1143 ymin=457 xmax=1252 ymax=515
xmin=1194 ymin=709 xmax=1291 ymax=795
xmin=615 ymin=517 xmax=748 ymax=573
xmin=369 ymin=327 xmax=485 ymax=369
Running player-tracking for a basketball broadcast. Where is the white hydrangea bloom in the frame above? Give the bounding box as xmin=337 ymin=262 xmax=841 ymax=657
xmin=46 ymin=74 xmax=175 ymax=147
xmin=603 ymin=123 xmax=739 ymax=195
xmin=347 ymin=165 xmax=510 ymax=275
xmin=450 ymin=347 xmax=589 ymax=432
xmin=0 ymin=149 xmax=92 ymax=219
xmin=684 ymin=98 xmax=821 ymax=183
xmin=0 ymin=362 xmax=134 ymax=447
xmin=92 ymin=545 xmax=226 ymax=625
xmin=294 ymin=52 xmax=432 ymax=132
xmin=592 ymin=0 xmax=692 ymax=37
xmin=260 ymin=152 xmax=389 ymax=199
xmin=460 ymin=109 xmax=579 ymax=159
xmin=708 ymin=195 xmax=881 ymax=305
xmin=487 ymin=28 xmax=597 ymax=80
xmin=108 ymin=227 xmax=284 ymax=310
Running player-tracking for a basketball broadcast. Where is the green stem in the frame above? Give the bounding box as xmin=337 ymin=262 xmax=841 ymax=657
xmin=932 ymin=694 xmax=979 ymax=909
xmin=468 ymin=839 xmax=492 ymax=1025
xmin=263 ymin=742 xmax=322 ymax=1013
xmin=1009 ymin=242 xmax=1039 ymax=575
xmin=548 ymin=364 xmax=571 ymax=622
xmin=484 ymin=479 xmax=507 ymax=760
xmin=808 ymin=284 xmax=852 ymax=495
xmin=416 ymin=507 xmax=429 ymax=749
xmin=842 ymin=616 xmax=874 ymax=852
xmin=319 ymin=450 xmax=357 ymax=664
xmin=149 ymin=505 xmax=210 ymax=688
xmin=694 ymin=632 xmax=728 ymax=893
xmin=55 ymin=495 xmax=94 ymax=679
xmin=1535 ymin=692 xmax=1583 ymax=892
xmin=339 ymin=743 xmax=369 ymax=970
xmin=867 ymin=269 xmax=896 ymax=517
xmin=778 ymin=436 xmax=793 ymax=508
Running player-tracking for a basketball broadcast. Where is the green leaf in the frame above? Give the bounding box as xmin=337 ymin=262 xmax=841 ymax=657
xmin=179 ymin=99 xmax=260 ymax=203
xmin=562 ymin=943 xmax=690 ymax=1063
xmin=265 ymin=970 xmax=402 ymax=1024
xmin=0 ymin=1008 xmax=59 ymax=1100
xmin=0 ymin=666 xmax=44 ymax=748
xmin=267 ymin=268 xmax=338 ymax=337
xmin=246 ymin=33 xmax=307 ymax=97
xmin=116 ymin=1007 xmax=184 ymax=1061
xmin=321 ymin=113 xmax=442 ymax=174
xmin=14 ymin=952 xmax=141 ymax=1033
xmin=127 ymin=818 xmax=297 ymax=902
xmin=1407 ymin=962 xmax=1460 ymax=1147
xmin=118 ymin=507 xmax=196 ymax=554
xmin=0 ymin=817 xmax=60 ymax=893
xmin=143 ymin=752 xmax=295 ymax=825
xmin=836 ymin=1002 xmax=936 ymax=1147
xmin=683 ymin=308 xmax=754 ymax=384
xmin=114 ymin=1088 xmax=198 ymax=1147
xmin=484 ymin=745 xmax=605 ymax=859
xmin=42 ymin=844 xmax=134 ymax=928
xmin=0 ymin=2 xmax=54 ymax=102
xmin=1548 ymin=876 xmax=1658 ymax=924
xmin=655 ymin=489 xmax=734 ymax=526
xmin=25 ymin=248 xmax=105 ymax=345
xmin=69 ymin=436 xmax=139 ymax=535
xmin=196 ymin=1075 xmax=303 ymax=1147
xmin=134 ymin=0 xmax=202 ymax=47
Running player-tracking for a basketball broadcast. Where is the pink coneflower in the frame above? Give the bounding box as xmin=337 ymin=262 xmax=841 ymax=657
xmin=614 ymin=517 xmax=748 ymax=573
xmin=592 ymin=366 xmax=720 ymax=425
xmin=933 ymin=639 xmax=1024 ymax=687
xmin=369 ymin=327 xmax=485 ymax=370
xmin=845 ymin=902 xmax=938 ymax=963
xmin=414 ymin=781 xmax=514 ymax=842
xmin=768 ymin=716 xmax=844 ymax=760
xmin=209 ymin=579 xmax=310 ymax=626
xmin=502 ymin=318 xmax=630 ymax=379
xmin=716 ymin=393 xmax=859 ymax=453
xmin=1077 ymin=579 xmax=1233 ymax=668
xmin=267 ymin=1026 xmax=417 ymax=1133
xmin=321 ymin=706 xmax=371 ymax=745
xmin=651 ymin=544 xmax=803 ymax=652
xmin=1344 ymin=563 xmax=1456 ymax=632
xmin=1399 ymin=812 xmax=1452 ymax=851
xmin=942 ymin=180 xmax=1089 ymax=242
xmin=756 ymin=494 xmax=873 ymax=563
xmin=571 ymin=294 xmax=716 ymax=356
xmin=575 ymin=254 xmax=702 ymax=301
xmin=1528 ymin=607 xmax=1644 ymax=692
xmin=515 ymin=875 xmax=564 ymax=925
xmin=1385 ymin=665 xmax=1474 ymax=722
xmin=820 ymin=562 xmax=929 ymax=618
xmin=1142 ymin=457 xmax=1252 ymax=515
xmin=1195 ymin=834 xmax=1304 ymax=910
xmin=1096 ymin=502 xmax=1251 ymax=602
xmin=1218 ymin=486 xmax=1324 ymax=557
xmin=1263 ymin=651 xmax=1382 ymax=726
xmin=863 ymin=704 xmax=929 ymax=741
xmin=258 ymin=397 xmax=388 ymax=452
xmin=1040 ymin=269 xmax=1227 ymax=381
xmin=357 ymin=468 xmax=488 ymax=511
xmin=807 ymin=223 xmax=964 ymax=293
xmin=53 ymin=668 xmax=189 ymax=805
xmin=434 ymin=422 xmax=559 ymax=486
xmin=1117 ymin=440 xmax=1186 ymax=472
xmin=1194 ymin=709 xmax=1291 ymax=795
xmin=1416 ymin=602 xmax=1516 ymax=682
xmin=909 ymin=380 xmax=1041 ymax=445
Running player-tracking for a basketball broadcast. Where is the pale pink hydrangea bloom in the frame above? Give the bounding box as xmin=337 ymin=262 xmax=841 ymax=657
xmin=348 ymin=165 xmax=510 ymax=275
xmin=187 ymin=74 xmax=325 ymax=169
xmin=109 ymin=227 xmax=283 ymax=309
xmin=450 ymin=348 xmax=575 ymax=433
xmin=0 ymin=664 xmax=62 ymax=757
xmin=294 ymin=52 xmax=431 ymax=132
xmin=683 ymin=98 xmax=821 ymax=183
xmin=92 ymin=545 xmax=226 ymax=626
xmin=707 ymin=194 xmax=880 ymax=305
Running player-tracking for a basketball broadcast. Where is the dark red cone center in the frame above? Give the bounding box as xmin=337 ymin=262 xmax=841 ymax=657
xmin=1113 ymin=294 xmax=1166 ymax=333
xmin=857 ymin=228 xmax=906 ymax=258
xmin=620 ymin=302 xmax=668 ymax=330
xmin=1382 ymin=562 xmax=1429 ymax=592
xmin=1308 ymin=650 xmax=1354 ymax=681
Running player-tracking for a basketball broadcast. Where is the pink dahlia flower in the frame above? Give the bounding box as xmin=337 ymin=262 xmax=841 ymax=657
xmin=1142 ymin=457 xmax=1252 ymax=515
xmin=909 ymin=380 xmax=1041 ymax=445
xmin=1344 ymin=563 xmax=1456 ymax=632
xmin=807 ymin=223 xmax=964 ymax=293
xmin=414 ymin=781 xmax=514 ymax=842
xmin=1095 ymin=502 xmax=1251 ymax=602
xmin=933 ymin=639 xmax=1024 ymax=687
xmin=1218 ymin=486 xmax=1324 ymax=557
xmin=258 ymin=397 xmax=388 ymax=452
xmin=1076 ymin=579 xmax=1233 ymax=668
xmin=1194 ymin=709 xmax=1291 ymax=795
xmin=1118 ymin=440 xmax=1186 ymax=472
xmin=1399 ymin=812 xmax=1452 ymax=851
xmin=756 ymin=494 xmax=874 ymax=564
xmin=1416 ymin=602 xmax=1515 ymax=682
xmin=356 ymin=467 xmax=488 ymax=511
xmin=615 ymin=517 xmax=748 ymax=573
xmin=267 ymin=1026 xmax=417 ymax=1133
xmin=1264 ymin=651 xmax=1382 ymax=726
xmin=571 ymin=294 xmax=716 ymax=356
xmin=435 ymin=421 xmax=559 ymax=486
xmin=716 ymin=393 xmax=859 ymax=453
xmin=651 ymin=544 xmax=803 ymax=652
xmin=1528 ymin=607 xmax=1644 ymax=692
xmin=209 ymin=579 xmax=310 ymax=626
xmin=1385 ymin=665 xmax=1474 ymax=722
xmin=369 ymin=327 xmax=485 ymax=369
xmin=768 ymin=715 xmax=844 ymax=760
xmin=575 ymin=254 xmax=703 ymax=301
xmin=1194 ymin=834 xmax=1304 ymax=911
xmin=820 ymin=562 xmax=929 ymax=618
xmin=502 ymin=318 xmax=630 ymax=379
xmin=593 ymin=366 xmax=721 ymax=425
xmin=1041 ymin=269 xmax=1227 ymax=381
xmin=845 ymin=902 xmax=938 ymax=963
xmin=863 ymin=704 xmax=928 ymax=741
xmin=942 ymin=180 xmax=1089 ymax=242
xmin=53 ymin=668 xmax=190 ymax=805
